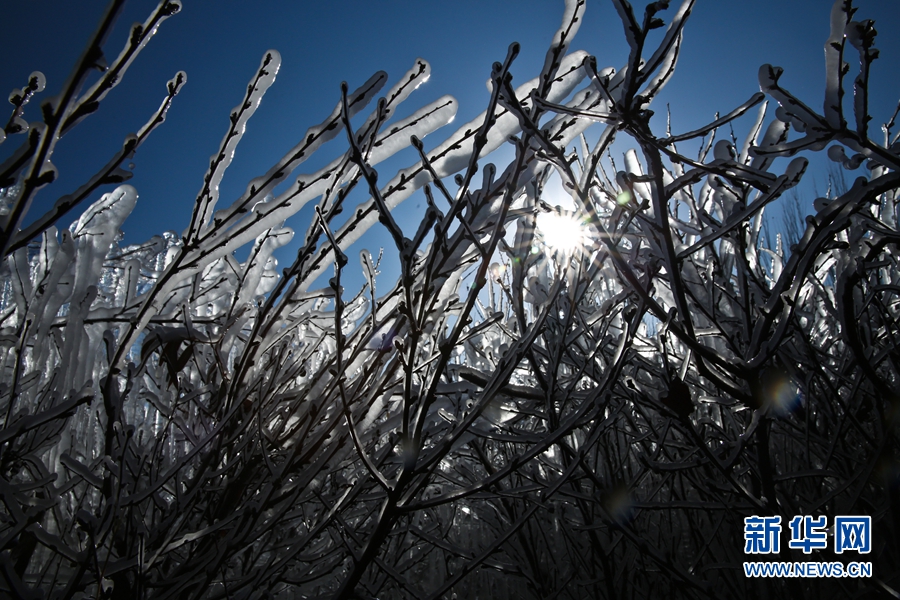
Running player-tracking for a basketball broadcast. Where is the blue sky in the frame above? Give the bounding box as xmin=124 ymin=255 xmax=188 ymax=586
xmin=2 ymin=0 xmax=898 ymax=269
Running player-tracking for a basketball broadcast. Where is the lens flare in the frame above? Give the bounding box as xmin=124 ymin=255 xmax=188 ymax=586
xmin=760 ymin=370 xmax=803 ymax=415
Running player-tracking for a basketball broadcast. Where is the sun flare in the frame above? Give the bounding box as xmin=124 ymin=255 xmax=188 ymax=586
xmin=536 ymin=211 xmax=588 ymax=254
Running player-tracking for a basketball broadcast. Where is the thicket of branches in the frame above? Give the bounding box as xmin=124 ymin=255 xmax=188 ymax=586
xmin=0 ymin=0 xmax=898 ymax=598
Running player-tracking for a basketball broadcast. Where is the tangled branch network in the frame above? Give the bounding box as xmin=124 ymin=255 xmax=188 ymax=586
xmin=0 ymin=0 xmax=898 ymax=598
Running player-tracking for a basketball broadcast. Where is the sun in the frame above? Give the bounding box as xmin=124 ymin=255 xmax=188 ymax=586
xmin=535 ymin=210 xmax=588 ymax=254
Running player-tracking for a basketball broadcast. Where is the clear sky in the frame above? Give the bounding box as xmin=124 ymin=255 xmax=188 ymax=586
xmin=2 ymin=1 xmax=898 ymax=270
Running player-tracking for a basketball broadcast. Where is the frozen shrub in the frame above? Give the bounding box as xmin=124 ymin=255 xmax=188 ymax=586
xmin=0 ymin=0 xmax=897 ymax=598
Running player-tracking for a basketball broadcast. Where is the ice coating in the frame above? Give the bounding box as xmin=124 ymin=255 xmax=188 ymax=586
xmin=200 ymin=70 xmax=388 ymax=245
xmin=112 ymin=70 xmax=392 ymax=354
xmin=59 ymin=1 xmax=182 ymax=136
xmin=846 ymin=18 xmax=879 ymax=138
xmin=69 ymin=185 xmax=138 ymax=322
xmin=535 ymin=0 xmax=586 ymax=101
xmin=190 ymin=51 xmax=281 ymax=237
xmin=823 ymin=0 xmax=851 ymax=130
xmin=261 ymin=94 xmax=458 ymax=226
xmin=298 ymin=50 xmax=592 ymax=293
xmin=640 ymin=0 xmax=694 ymax=97
xmin=624 ymin=148 xmax=651 ymax=205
